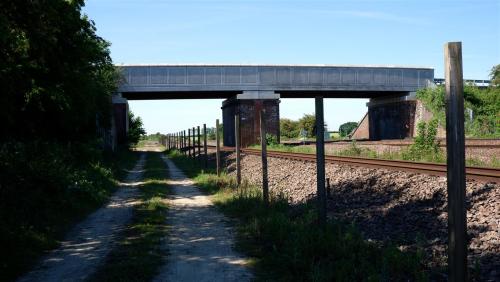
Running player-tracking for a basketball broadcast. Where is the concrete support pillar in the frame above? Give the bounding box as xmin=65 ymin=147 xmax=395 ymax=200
xmin=221 ymin=91 xmax=280 ymax=147
xmin=112 ymin=94 xmax=129 ymax=146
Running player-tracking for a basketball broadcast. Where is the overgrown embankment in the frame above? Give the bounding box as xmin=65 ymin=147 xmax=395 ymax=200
xmin=167 ymin=150 xmax=428 ymax=281
xmin=0 ymin=142 xmax=139 ymax=281
xmin=0 ymin=1 xmax=136 ymax=280
xmin=89 ymin=151 xmax=169 ymax=281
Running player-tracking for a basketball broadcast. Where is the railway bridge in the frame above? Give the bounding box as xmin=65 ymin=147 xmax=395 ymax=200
xmin=112 ymin=64 xmax=434 ymax=147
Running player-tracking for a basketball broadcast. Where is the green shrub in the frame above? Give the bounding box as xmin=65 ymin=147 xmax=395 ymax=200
xmin=265 ymin=134 xmax=279 ymax=145
xmin=339 ymin=122 xmax=358 ymax=137
xmin=0 ymin=141 xmax=132 ymax=281
xmin=416 ymin=83 xmax=500 ymax=138
xmin=402 ymin=120 xmax=444 ymax=162
xmin=280 ymin=118 xmax=300 ymax=139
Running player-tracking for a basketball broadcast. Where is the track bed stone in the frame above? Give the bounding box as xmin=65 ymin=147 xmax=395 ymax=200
xmin=224 ymin=152 xmax=499 ymax=281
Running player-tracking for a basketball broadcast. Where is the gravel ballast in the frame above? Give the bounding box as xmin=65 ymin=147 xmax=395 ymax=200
xmin=222 ymin=152 xmax=499 ymax=281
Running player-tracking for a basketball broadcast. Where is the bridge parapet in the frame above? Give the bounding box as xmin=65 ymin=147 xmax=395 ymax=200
xmin=118 ymin=64 xmax=434 ymax=95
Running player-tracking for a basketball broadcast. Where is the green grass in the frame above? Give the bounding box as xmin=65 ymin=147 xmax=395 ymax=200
xmin=166 ymin=149 xmax=215 ymax=178
xmin=250 ymin=143 xmax=315 ymax=154
xmin=89 ymin=152 xmax=170 ymax=282
xmin=168 ymin=151 xmax=428 ymax=281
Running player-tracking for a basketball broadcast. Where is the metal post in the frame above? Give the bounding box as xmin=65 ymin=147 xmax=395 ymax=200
xmin=203 ymin=124 xmax=208 ymax=168
xmin=445 ymin=41 xmax=467 ymax=281
xmin=260 ymin=110 xmax=269 ymax=206
xmin=315 ymin=96 xmax=326 ymax=227
xmin=235 ymin=114 xmax=241 ymax=186
xmin=197 ymin=125 xmax=201 ymax=160
xmin=216 ymin=119 xmax=221 ymax=176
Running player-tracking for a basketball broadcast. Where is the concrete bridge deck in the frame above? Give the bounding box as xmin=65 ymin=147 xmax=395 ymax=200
xmin=118 ymin=64 xmax=434 ymax=99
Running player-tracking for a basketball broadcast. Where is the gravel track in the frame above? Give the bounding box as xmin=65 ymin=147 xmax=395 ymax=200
xmin=153 ymin=157 xmax=252 ymax=282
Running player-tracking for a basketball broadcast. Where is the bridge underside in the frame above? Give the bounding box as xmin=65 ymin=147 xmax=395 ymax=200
xmin=112 ymin=65 xmax=434 ymax=148
xmin=122 ymin=90 xmax=409 ymax=100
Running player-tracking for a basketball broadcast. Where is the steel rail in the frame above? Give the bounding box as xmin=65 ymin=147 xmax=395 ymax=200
xmin=207 ymin=145 xmax=499 ymax=182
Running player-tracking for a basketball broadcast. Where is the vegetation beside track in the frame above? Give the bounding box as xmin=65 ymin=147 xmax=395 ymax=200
xmin=0 ymin=143 xmax=140 ymax=281
xmin=89 ymin=152 xmax=170 ymax=281
xmin=249 ymin=140 xmax=500 ymax=168
xmin=0 ymin=2 xmax=147 ymax=280
xmin=167 ymin=149 xmax=428 ymax=281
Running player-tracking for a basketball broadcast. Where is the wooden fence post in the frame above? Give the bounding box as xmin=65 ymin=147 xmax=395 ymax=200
xmin=184 ymin=130 xmax=187 ymax=155
xmin=445 ymin=41 xmax=467 ymax=281
xmin=235 ymin=114 xmax=241 ymax=186
xmin=260 ymin=109 xmax=269 ymax=206
xmin=315 ymin=96 xmax=327 ymax=227
xmin=188 ymin=129 xmax=191 ymax=157
xmin=203 ymin=124 xmax=208 ymax=168
xmin=216 ymin=119 xmax=221 ymax=176
xmin=197 ymin=125 xmax=201 ymax=161
xmin=192 ymin=126 xmax=196 ymax=158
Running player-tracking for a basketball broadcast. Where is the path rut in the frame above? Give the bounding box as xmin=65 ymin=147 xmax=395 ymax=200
xmin=17 ymin=154 xmax=145 ymax=282
xmin=153 ymin=157 xmax=252 ymax=282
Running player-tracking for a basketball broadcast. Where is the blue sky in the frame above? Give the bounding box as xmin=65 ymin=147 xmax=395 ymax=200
xmin=84 ymin=0 xmax=499 ymax=134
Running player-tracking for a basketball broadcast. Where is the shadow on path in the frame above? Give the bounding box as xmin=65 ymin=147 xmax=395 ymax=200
xmin=153 ymin=157 xmax=252 ymax=282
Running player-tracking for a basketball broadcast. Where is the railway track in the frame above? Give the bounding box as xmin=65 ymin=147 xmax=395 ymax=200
xmin=206 ymin=145 xmax=500 ymax=182
xmin=281 ymin=138 xmax=500 ymax=148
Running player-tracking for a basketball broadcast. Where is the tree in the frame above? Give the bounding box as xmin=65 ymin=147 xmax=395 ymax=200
xmin=339 ymin=122 xmax=358 ymax=137
xmin=0 ymin=0 xmax=119 ymax=142
xmin=297 ymin=114 xmax=327 ymax=138
xmin=297 ymin=114 xmax=315 ymax=137
xmin=490 ymin=64 xmax=500 ymax=86
xmin=127 ymin=111 xmax=146 ymax=146
xmin=280 ymin=118 xmax=300 ymax=138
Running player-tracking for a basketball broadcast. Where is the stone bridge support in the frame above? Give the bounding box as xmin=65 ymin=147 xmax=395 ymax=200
xmin=222 ymin=91 xmax=280 ymax=147
xmin=367 ymin=94 xmax=417 ymax=140
xmin=352 ymin=94 xmax=418 ymax=140
xmin=112 ymin=94 xmax=129 ymax=147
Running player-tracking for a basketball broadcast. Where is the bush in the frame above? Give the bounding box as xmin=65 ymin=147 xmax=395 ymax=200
xmin=298 ymin=114 xmax=317 ymax=138
xmin=265 ymin=134 xmax=279 ymax=145
xmin=280 ymin=118 xmax=300 ymax=139
xmin=127 ymin=110 xmax=146 ymax=147
xmin=416 ymin=82 xmax=500 ymax=138
xmin=339 ymin=122 xmax=358 ymax=137
xmin=402 ymin=120 xmax=444 ymax=162
xmin=0 ymin=141 xmax=120 ymax=280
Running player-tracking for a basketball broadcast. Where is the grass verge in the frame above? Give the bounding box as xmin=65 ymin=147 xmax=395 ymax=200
xmin=167 ymin=150 xmax=428 ymax=281
xmin=88 ymin=151 xmax=169 ymax=281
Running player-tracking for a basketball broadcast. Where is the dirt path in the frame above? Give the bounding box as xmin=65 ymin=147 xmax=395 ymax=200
xmin=18 ymin=154 xmax=146 ymax=282
xmin=153 ymin=158 xmax=252 ymax=282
